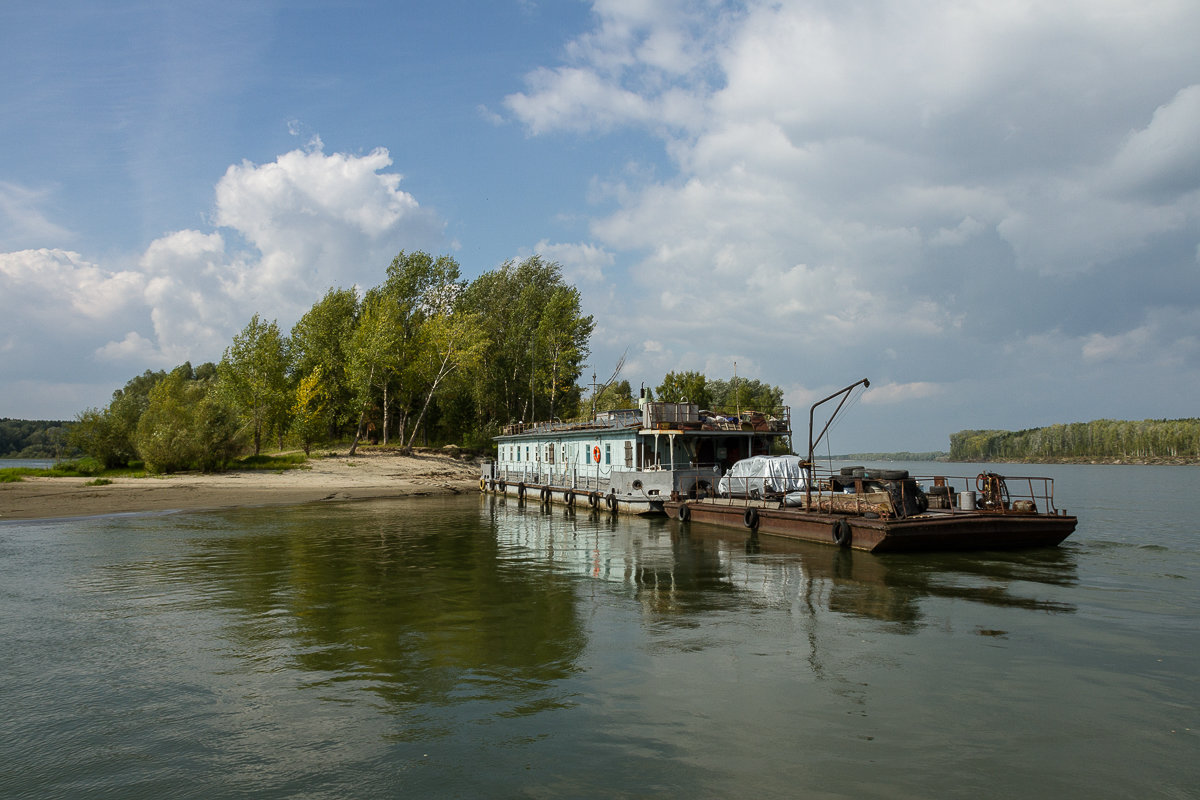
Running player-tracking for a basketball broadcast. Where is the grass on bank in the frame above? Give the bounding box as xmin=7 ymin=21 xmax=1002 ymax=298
xmin=0 ymin=452 xmax=311 ymax=483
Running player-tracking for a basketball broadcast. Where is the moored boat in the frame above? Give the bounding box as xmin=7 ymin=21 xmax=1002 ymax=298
xmin=480 ymin=377 xmax=1078 ymax=552
xmin=665 ymin=470 xmax=1077 ymax=552
xmin=480 ymin=396 xmax=793 ymax=514
xmin=665 ymin=378 xmax=1078 ymax=552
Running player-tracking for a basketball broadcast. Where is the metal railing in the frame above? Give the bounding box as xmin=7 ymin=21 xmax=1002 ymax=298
xmin=698 ymin=468 xmax=1063 ymax=518
xmin=494 ymin=465 xmax=613 ymax=494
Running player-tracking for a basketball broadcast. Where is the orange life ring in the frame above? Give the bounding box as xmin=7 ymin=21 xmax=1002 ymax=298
xmin=593 ymin=445 xmax=601 ymax=463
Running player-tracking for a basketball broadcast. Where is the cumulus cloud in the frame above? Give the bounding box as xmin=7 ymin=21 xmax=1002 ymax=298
xmin=214 ymin=145 xmax=442 ymax=302
xmin=0 ymin=248 xmax=145 ymax=329
xmin=1105 ymin=84 xmax=1200 ymax=201
xmin=0 ymin=144 xmax=445 ymax=418
xmin=506 ymin=0 xmax=1200 ymax=447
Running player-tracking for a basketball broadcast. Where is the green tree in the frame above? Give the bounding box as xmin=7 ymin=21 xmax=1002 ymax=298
xmin=464 ymin=256 xmax=593 ymax=429
xmin=134 ymin=369 xmax=242 ymax=473
xmin=70 ymin=368 xmax=168 ymax=467
xmin=218 ymin=314 xmax=289 ymax=456
xmin=380 ymin=250 xmax=466 ymax=445
xmin=290 ymin=288 xmax=360 ymax=438
xmin=345 ymin=290 xmax=403 ymax=453
xmin=405 ymin=304 xmax=488 ymax=449
xmin=655 ymin=370 xmax=711 ymax=408
xmin=591 ymin=379 xmax=637 ymax=412
xmin=534 ymin=286 xmax=592 ymax=420
xmin=709 ymin=377 xmax=784 ymax=413
xmin=291 ymin=367 xmax=330 ymax=456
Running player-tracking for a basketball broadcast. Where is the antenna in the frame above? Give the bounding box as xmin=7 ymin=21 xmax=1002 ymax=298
xmin=590 ymin=349 xmax=627 ymax=418
xmin=733 ymin=360 xmax=740 ymax=418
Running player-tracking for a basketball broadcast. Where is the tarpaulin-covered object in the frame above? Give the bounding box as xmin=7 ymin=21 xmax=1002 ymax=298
xmin=717 ymin=455 xmax=809 ymax=497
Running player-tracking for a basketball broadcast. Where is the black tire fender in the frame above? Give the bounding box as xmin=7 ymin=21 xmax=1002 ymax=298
xmin=743 ymin=507 xmax=759 ymax=529
xmin=678 ymin=503 xmax=690 ymax=522
xmin=833 ymin=518 xmax=852 ymax=548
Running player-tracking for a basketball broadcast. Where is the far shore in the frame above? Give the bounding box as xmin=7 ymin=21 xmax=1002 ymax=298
xmin=0 ymin=450 xmax=482 ymax=522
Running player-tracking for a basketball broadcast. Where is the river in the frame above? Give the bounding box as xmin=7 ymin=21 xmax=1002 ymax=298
xmin=1 ymin=462 xmax=1196 ymax=798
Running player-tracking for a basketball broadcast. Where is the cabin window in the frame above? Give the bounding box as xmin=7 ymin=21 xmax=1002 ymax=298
xmin=561 ymin=444 xmax=567 ymax=463
xmin=605 ymin=443 xmax=611 ymax=465
xmin=525 ymin=446 xmax=530 ymax=462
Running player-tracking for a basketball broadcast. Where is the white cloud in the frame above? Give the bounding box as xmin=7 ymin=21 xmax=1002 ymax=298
xmin=0 ymin=248 xmax=145 ymax=328
xmin=213 ymin=145 xmax=441 ymax=301
xmin=0 ymin=144 xmax=447 ymax=418
xmin=862 ymin=381 xmax=944 ymax=405
xmin=528 ymin=240 xmax=613 ymax=283
xmin=507 ymin=0 xmax=1200 ymax=449
xmin=506 ymin=67 xmax=656 ymax=135
xmin=1105 ymin=84 xmax=1200 ymax=200
xmin=0 ymin=182 xmax=73 ymax=250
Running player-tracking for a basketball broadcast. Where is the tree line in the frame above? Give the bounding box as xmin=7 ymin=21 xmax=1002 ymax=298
xmin=71 ymin=253 xmax=594 ymax=472
xmin=0 ymin=418 xmax=74 ymax=459
xmin=67 ymin=248 xmax=790 ymax=474
xmin=949 ymin=419 xmax=1200 ymax=462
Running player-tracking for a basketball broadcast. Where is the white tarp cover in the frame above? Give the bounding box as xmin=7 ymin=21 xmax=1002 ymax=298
xmin=718 ymin=455 xmax=809 ymax=497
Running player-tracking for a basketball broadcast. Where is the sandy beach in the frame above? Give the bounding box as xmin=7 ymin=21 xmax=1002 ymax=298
xmin=0 ymin=450 xmax=483 ymax=521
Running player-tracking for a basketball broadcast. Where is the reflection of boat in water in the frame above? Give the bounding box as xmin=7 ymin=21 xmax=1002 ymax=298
xmin=665 ymin=379 xmax=1079 ymax=553
xmin=483 ymin=494 xmax=1078 ymax=626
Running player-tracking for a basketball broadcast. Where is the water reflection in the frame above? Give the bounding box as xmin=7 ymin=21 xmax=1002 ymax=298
xmin=118 ymin=500 xmax=588 ymax=732
xmin=487 ymin=496 xmax=1078 ymax=630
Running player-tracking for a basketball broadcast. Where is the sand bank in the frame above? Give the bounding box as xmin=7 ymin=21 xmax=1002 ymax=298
xmin=0 ymin=451 xmax=483 ymax=521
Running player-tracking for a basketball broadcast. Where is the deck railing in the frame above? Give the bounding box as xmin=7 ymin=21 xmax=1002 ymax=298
xmin=703 ymin=469 xmax=1063 ymax=517
xmin=494 ymin=465 xmax=613 ymax=494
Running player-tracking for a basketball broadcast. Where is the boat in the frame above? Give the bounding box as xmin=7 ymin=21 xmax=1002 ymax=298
xmin=480 ymin=378 xmax=1077 ymax=552
xmin=664 ymin=379 xmax=1078 ymax=552
xmin=480 ymin=394 xmax=793 ymax=514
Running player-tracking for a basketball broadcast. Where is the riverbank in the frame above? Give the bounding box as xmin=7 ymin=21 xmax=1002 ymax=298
xmin=0 ymin=450 xmax=482 ymax=521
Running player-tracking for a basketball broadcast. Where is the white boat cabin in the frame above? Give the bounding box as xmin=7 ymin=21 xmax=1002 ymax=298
xmin=486 ymin=402 xmax=792 ymax=508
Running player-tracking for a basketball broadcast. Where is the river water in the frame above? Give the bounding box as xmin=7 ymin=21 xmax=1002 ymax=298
xmin=1 ymin=462 xmax=1196 ymax=799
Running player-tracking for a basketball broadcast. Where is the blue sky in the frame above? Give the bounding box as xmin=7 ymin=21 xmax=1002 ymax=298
xmin=2 ymin=0 xmax=1199 ymax=453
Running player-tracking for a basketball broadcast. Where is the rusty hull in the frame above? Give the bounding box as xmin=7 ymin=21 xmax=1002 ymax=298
xmin=665 ymin=499 xmax=1078 ymax=553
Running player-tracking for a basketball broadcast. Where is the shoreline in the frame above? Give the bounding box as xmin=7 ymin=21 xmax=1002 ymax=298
xmin=0 ymin=451 xmax=482 ymax=521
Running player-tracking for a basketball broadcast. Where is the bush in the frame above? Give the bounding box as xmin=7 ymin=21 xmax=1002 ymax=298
xmin=135 ymin=373 xmax=245 ymax=473
xmin=69 ymin=456 xmax=105 ymax=476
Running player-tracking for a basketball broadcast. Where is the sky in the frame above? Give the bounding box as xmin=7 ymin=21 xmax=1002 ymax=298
xmin=2 ymin=0 xmax=1198 ymax=453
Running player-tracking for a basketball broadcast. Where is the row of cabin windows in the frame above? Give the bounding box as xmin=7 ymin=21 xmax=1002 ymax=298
xmin=502 ymin=441 xmax=628 ymax=466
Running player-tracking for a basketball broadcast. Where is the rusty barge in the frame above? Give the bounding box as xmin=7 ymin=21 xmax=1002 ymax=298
xmin=664 ymin=378 xmax=1078 ymax=552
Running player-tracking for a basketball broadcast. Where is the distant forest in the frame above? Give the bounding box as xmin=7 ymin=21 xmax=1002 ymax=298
xmin=0 ymin=418 xmax=75 ymax=459
xmin=949 ymin=419 xmax=1200 ymax=463
xmin=827 ymin=452 xmax=948 ymax=462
